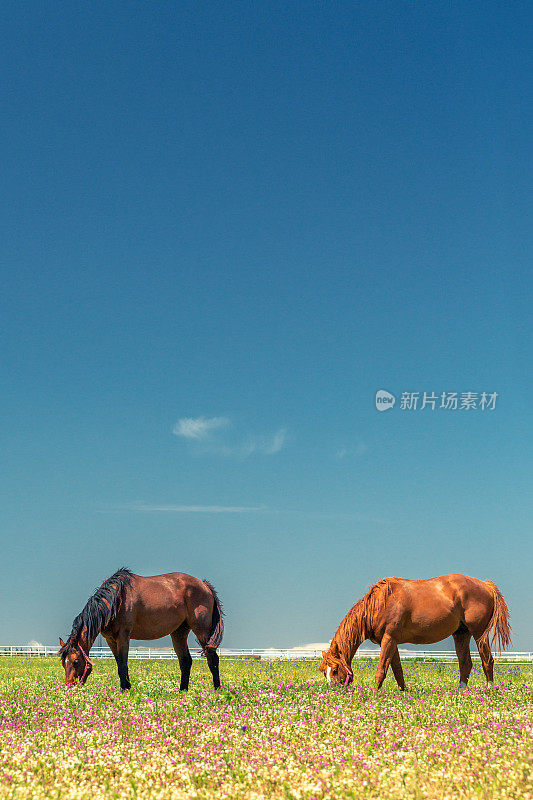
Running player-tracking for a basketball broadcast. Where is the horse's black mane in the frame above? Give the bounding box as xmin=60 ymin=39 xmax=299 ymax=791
xmin=59 ymin=568 xmax=133 ymax=658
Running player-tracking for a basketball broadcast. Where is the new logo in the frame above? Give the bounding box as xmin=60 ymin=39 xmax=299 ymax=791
xmin=375 ymin=390 xmax=396 ymax=411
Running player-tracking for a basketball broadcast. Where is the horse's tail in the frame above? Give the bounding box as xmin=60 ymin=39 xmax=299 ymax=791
xmin=480 ymin=580 xmax=512 ymax=653
xmin=203 ymin=579 xmax=224 ymax=651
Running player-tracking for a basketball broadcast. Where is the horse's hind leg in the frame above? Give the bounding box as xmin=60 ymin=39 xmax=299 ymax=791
xmin=189 ymin=605 xmax=220 ymax=691
xmin=171 ymin=624 xmax=193 ymax=691
xmin=205 ymin=648 xmax=220 ymax=690
xmin=390 ymin=646 xmax=405 ymax=690
xmin=453 ymin=630 xmax=472 ymax=688
xmin=475 ymin=637 xmax=494 ymax=688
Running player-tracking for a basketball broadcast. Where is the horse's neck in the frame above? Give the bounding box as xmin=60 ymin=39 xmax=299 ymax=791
xmin=76 ymin=628 xmax=97 ymax=654
xmin=336 ymin=606 xmax=369 ymax=663
xmin=333 ymin=630 xmax=364 ymax=665
xmin=345 ymin=635 xmax=364 ymax=662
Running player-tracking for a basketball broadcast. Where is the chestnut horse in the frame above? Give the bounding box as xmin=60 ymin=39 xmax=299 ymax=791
xmin=59 ymin=568 xmax=224 ymax=691
xmin=319 ymin=574 xmax=511 ymax=691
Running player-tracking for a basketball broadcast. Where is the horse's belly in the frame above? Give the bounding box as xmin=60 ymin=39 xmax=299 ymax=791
xmin=130 ymin=585 xmax=187 ymax=640
xmin=405 ymin=624 xmax=458 ymax=645
xmin=398 ymin=603 xmax=461 ymax=645
xmin=130 ymin=613 xmax=185 ymax=640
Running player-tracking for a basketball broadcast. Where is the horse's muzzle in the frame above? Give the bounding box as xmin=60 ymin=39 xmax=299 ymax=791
xmin=343 ymin=666 xmax=354 ymax=687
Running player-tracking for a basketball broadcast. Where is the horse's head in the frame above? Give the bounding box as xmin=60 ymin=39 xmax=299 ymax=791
xmin=319 ymin=649 xmax=354 ymax=687
xmin=59 ymin=638 xmax=93 ymax=686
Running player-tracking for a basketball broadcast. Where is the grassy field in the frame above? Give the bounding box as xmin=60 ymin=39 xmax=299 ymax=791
xmin=0 ymin=657 xmax=531 ymax=799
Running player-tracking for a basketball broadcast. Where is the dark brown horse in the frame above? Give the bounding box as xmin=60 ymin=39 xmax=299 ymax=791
xmin=320 ymin=574 xmax=511 ymax=691
xmin=59 ymin=568 xmax=224 ymax=691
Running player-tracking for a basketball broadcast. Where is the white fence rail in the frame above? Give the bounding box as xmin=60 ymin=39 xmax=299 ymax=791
xmin=1 ymin=645 xmax=532 ymax=662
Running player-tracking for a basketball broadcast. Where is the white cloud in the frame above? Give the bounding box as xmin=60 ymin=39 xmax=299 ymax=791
xmin=99 ymin=504 xmax=390 ymax=523
xmin=173 ymin=416 xmax=229 ymax=440
xmin=173 ymin=416 xmax=287 ymax=458
xmin=263 ymin=428 xmax=287 ymax=454
xmin=127 ymin=504 xmax=267 ymax=514
xmin=334 ymin=442 xmax=367 ymax=459
xmin=221 ymin=427 xmax=287 ymax=458
xmin=260 ymin=643 xmax=331 ymax=658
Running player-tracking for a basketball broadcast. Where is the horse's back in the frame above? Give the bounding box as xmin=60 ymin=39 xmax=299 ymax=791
xmin=127 ymin=572 xmax=214 ymax=640
xmin=131 ymin=572 xmax=213 ymax=605
xmin=396 ymin=573 xmax=494 ymax=612
xmin=425 ymin=574 xmax=495 ymax=609
xmin=398 ymin=574 xmax=492 ymax=598
xmin=389 ymin=574 xmax=494 ymax=644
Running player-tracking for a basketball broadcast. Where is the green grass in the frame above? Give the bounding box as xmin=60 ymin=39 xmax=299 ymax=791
xmin=0 ymin=657 xmax=532 ymax=799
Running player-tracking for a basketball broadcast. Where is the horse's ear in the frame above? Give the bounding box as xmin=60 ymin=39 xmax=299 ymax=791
xmin=59 ymin=637 xmax=66 ymax=647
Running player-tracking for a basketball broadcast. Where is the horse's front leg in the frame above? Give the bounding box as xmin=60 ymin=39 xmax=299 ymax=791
xmin=116 ymin=631 xmax=132 ymax=691
xmin=375 ymin=633 xmax=397 ymax=691
xmin=390 ymin=645 xmax=406 ymax=690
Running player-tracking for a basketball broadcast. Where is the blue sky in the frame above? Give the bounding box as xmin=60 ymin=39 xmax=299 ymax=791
xmin=1 ymin=2 xmax=532 ymax=650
